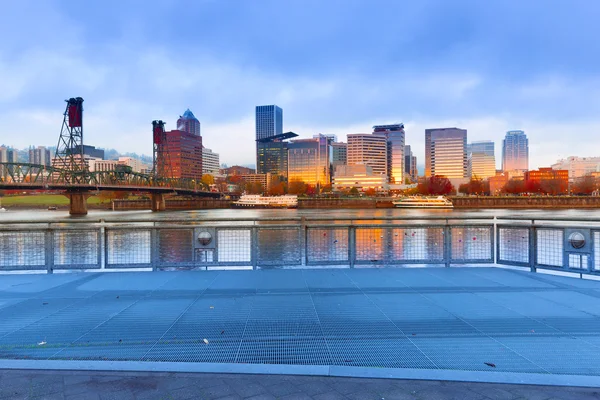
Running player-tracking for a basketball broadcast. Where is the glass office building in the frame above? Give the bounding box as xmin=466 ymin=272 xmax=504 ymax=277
xmin=256 ymin=132 xmax=298 ymax=178
xmin=468 ymin=141 xmax=496 ymax=179
xmin=373 ymin=124 xmax=405 ymax=184
xmin=502 ymin=130 xmax=529 ymax=172
xmin=425 ymin=128 xmax=467 ymax=178
xmin=256 ymin=105 xmax=283 ymax=171
xmin=287 ymin=135 xmax=331 ymax=186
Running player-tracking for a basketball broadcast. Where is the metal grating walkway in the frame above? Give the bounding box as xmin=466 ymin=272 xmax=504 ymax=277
xmin=1 ymin=267 xmax=600 ymax=378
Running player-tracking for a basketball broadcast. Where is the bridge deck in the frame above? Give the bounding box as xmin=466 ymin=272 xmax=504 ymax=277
xmin=1 ymin=267 xmax=600 ymax=385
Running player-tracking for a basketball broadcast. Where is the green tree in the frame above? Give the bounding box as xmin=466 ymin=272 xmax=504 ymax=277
xmin=349 ymin=187 xmax=360 ymax=196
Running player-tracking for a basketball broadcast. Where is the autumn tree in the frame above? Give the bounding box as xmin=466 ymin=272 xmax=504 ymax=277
xmin=458 ymin=178 xmax=490 ymax=195
xmin=288 ymin=180 xmax=307 ymax=195
xmin=268 ymin=176 xmax=286 ymax=195
xmin=540 ymin=178 xmax=568 ymax=195
xmin=573 ymin=176 xmax=597 ymax=195
xmin=364 ymin=187 xmax=377 ymax=197
xmin=417 ymin=176 xmax=454 ymax=195
xmin=201 ymin=174 xmax=215 ymax=186
xmin=502 ymin=179 xmax=526 ymax=194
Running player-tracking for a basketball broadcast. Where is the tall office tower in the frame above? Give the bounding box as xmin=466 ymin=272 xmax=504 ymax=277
xmin=256 ymin=132 xmax=298 ymax=177
xmin=202 ymin=147 xmax=220 ymax=176
xmin=404 ymin=145 xmax=418 ymax=182
xmin=502 ymin=130 xmax=528 ymax=172
xmin=347 ymin=134 xmax=388 ymax=177
xmin=372 ymin=124 xmax=405 ymax=184
xmin=468 ymin=141 xmax=496 ymax=179
xmin=177 ymin=109 xmax=201 ymax=136
xmin=287 ymin=134 xmax=331 ymax=186
xmin=331 ymin=142 xmax=348 ymax=174
xmin=256 ymin=105 xmax=283 ymax=169
xmin=164 ymin=129 xmax=203 ymax=180
xmin=425 ymin=128 xmax=468 ymax=178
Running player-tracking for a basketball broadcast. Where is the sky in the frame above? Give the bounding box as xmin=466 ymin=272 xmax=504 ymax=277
xmin=1 ymin=0 xmax=599 ymax=169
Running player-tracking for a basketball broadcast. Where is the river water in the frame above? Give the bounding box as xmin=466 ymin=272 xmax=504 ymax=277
xmin=2 ymin=207 xmax=600 ymax=222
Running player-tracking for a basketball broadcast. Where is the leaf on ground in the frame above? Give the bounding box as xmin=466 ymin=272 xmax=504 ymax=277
xmin=484 ymin=362 xmax=496 ymax=368
xmin=203 ymin=338 xmax=209 ymax=344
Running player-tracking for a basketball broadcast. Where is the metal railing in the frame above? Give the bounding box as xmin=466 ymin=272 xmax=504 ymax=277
xmin=1 ymin=216 xmax=599 ymax=276
xmin=0 ymin=217 xmax=494 ymax=272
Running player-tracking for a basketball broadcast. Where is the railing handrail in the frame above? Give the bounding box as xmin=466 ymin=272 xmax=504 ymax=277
xmin=0 ymin=215 xmax=497 ymax=226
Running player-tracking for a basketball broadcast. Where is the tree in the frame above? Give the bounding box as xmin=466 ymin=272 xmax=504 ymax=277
xmin=268 ymin=176 xmax=286 ymax=195
xmin=305 ymin=184 xmax=317 ymax=196
xmin=459 ymin=178 xmax=490 ymax=195
xmin=201 ymin=174 xmax=215 ymax=186
xmin=364 ymin=187 xmax=377 ymax=197
xmin=349 ymin=187 xmax=360 ymax=196
xmin=540 ymin=178 xmax=568 ymax=195
xmin=321 ymin=183 xmax=332 ymax=193
xmin=502 ymin=179 xmax=526 ymax=194
xmin=573 ymin=176 xmax=597 ymax=195
xmin=288 ymin=180 xmax=307 ymax=195
xmin=525 ymin=179 xmax=543 ymax=194
xmin=417 ymin=176 xmax=454 ymax=195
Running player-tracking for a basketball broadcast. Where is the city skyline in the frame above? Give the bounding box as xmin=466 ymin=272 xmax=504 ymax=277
xmin=1 ymin=1 xmax=599 ymax=168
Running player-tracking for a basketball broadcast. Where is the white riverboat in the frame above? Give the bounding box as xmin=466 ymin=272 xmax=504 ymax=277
xmin=393 ymin=196 xmax=453 ymax=209
xmin=233 ymin=194 xmax=298 ymax=209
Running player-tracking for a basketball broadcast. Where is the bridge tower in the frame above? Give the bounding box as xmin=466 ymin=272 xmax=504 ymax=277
xmin=152 ymin=120 xmax=172 ymax=180
xmin=54 ymin=97 xmax=88 ymax=184
xmin=151 ymin=120 xmax=171 ymax=211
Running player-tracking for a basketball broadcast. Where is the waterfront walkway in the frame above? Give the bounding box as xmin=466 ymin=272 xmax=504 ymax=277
xmin=1 ymin=267 xmax=600 ymax=389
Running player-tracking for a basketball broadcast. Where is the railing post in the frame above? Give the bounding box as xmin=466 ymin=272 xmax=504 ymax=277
xmin=444 ymin=220 xmax=451 ymax=267
xmin=45 ymin=229 xmax=54 ymax=274
xmin=529 ymin=220 xmax=537 ymax=272
xmin=151 ymin=227 xmax=159 ymax=271
xmin=300 ymin=216 xmax=307 ymax=267
xmin=251 ymin=226 xmax=259 ymax=270
xmin=349 ymin=225 xmax=356 ymax=268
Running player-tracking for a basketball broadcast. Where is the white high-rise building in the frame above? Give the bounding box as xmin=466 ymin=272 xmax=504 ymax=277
xmin=202 ymin=147 xmax=220 ymax=176
xmin=425 ymin=128 xmax=468 ymax=178
xmin=347 ymin=134 xmax=388 ymax=177
xmin=118 ymin=157 xmax=145 ymax=173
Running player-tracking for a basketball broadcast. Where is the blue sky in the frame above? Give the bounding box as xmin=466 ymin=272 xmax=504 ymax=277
xmin=1 ymin=0 xmax=599 ymax=168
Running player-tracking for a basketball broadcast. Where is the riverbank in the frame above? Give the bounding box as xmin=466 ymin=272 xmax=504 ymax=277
xmin=450 ymin=195 xmax=600 ymax=208
xmin=4 ymin=194 xmax=600 ymax=211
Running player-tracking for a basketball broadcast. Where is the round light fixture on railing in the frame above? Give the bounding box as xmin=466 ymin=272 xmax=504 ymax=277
xmin=197 ymin=231 xmax=212 ymax=246
xmin=568 ymin=232 xmax=585 ymax=249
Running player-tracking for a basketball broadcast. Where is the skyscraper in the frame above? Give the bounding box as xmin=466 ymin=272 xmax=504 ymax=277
xmin=164 ymin=129 xmax=203 ymax=180
xmin=256 ymin=132 xmax=298 ymax=177
xmin=202 ymin=148 xmax=220 ymax=176
xmin=372 ymin=124 xmax=405 ymax=184
xmin=331 ymin=142 xmax=348 ymax=174
xmin=404 ymin=145 xmax=417 ymax=182
xmin=468 ymin=141 xmax=496 ymax=179
xmin=425 ymin=128 xmax=467 ymax=178
xmin=177 ymin=109 xmax=201 ymax=136
xmin=256 ymin=105 xmax=283 ymax=169
xmin=502 ymin=130 xmax=528 ymax=172
xmin=287 ymin=134 xmax=331 ymax=186
xmin=347 ymin=134 xmax=388 ymax=176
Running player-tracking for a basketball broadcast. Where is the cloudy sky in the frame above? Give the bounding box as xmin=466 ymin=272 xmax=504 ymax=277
xmin=1 ymin=0 xmax=599 ymax=168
